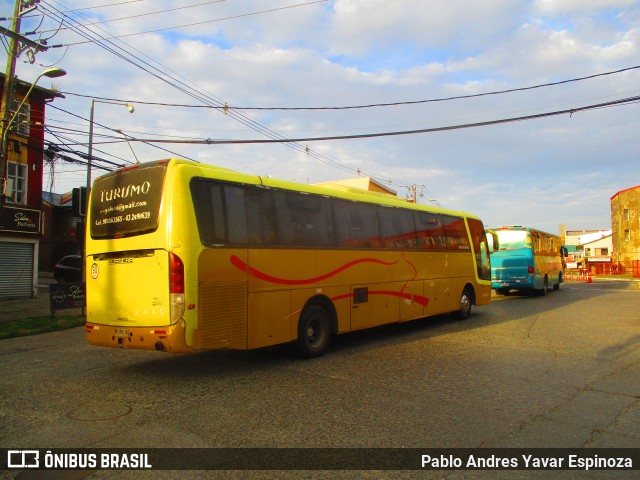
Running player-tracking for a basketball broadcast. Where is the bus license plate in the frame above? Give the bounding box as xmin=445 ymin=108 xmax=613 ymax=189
xmin=114 ymin=327 xmax=129 ymax=338
xmin=501 ymin=283 xmax=509 ymax=287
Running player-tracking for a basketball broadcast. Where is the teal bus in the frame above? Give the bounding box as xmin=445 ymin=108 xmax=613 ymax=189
xmin=490 ymin=226 xmax=564 ymax=295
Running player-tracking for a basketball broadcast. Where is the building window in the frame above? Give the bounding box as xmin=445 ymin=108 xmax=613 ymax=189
xmin=7 ymin=162 xmax=27 ymax=205
xmin=10 ymin=97 xmax=31 ymax=136
xmin=625 ymin=230 xmax=631 ymax=242
xmin=624 ymin=208 xmax=630 ymax=221
xmin=584 ymin=248 xmax=591 ymax=257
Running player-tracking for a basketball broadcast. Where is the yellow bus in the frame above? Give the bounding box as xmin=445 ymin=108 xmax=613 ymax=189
xmin=85 ymin=159 xmax=494 ymax=357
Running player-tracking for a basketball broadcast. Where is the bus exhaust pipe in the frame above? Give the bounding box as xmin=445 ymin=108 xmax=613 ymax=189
xmin=155 ymin=341 xmax=165 ymax=352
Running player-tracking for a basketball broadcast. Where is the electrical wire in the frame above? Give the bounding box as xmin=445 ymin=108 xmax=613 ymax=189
xmin=35 ymin=0 xmax=227 ymax=35
xmin=47 ymin=103 xmax=198 ymax=162
xmin=57 ymin=64 xmax=640 ymax=114
xmin=85 ymin=94 xmax=640 ymax=145
xmin=49 ymin=0 xmax=328 ymax=47
xmin=18 ymin=0 xmax=145 ymax=17
xmin=40 ymin=0 xmax=399 ymax=185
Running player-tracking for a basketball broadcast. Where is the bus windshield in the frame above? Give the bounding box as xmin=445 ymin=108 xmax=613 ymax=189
xmin=497 ymin=230 xmax=529 ymax=250
xmin=90 ymin=164 xmax=166 ymax=239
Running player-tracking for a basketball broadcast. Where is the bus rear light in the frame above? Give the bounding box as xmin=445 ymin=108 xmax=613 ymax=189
xmin=169 ymin=252 xmax=185 ymax=294
xmin=528 ymin=266 xmax=534 ymax=275
xmin=169 ymin=252 xmax=185 ymax=323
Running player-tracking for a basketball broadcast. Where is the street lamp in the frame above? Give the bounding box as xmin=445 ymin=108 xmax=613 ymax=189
xmin=1 ymin=67 xmax=66 ymax=200
xmin=82 ymin=99 xmax=134 ymax=290
xmin=86 ymin=99 xmax=135 ymax=194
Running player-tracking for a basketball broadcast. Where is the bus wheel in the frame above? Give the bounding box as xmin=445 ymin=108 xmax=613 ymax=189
xmin=295 ymin=305 xmax=331 ymax=358
xmin=452 ymin=286 xmax=473 ymax=320
xmin=538 ymin=277 xmax=548 ymax=296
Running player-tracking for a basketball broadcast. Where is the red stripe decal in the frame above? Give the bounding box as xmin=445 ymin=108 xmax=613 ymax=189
xmin=230 ymin=254 xmax=429 ymax=307
xmin=330 ymin=291 xmax=429 ymax=307
xmin=230 ymin=255 xmax=399 ymax=286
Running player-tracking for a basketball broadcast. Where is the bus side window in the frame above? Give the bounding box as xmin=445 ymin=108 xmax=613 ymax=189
xmin=190 ymin=180 xmax=227 ymax=245
xmin=415 ymin=212 xmax=445 ymax=250
xmin=245 ymin=187 xmax=278 ymax=245
xmin=223 ymin=185 xmax=248 ymax=244
xmin=467 ymin=217 xmax=491 ymax=280
xmin=279 ymin=192 xmax=334 ymax=247
xmin=442 ymin=215 xmax=470 ymax=250
xmin=333 ymin=201 xmax=380 ymax=248
xmin=378 ymin=206 xmax=416 ymax=249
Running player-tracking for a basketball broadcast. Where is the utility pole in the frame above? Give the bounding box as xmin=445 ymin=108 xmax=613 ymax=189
xmin=407 ymin=184 xmax=423 ymax=203
xmin=0 ymin=0 xmax=23 ymax=201
xmin=0 ymin=0 xmax=46 ymax=202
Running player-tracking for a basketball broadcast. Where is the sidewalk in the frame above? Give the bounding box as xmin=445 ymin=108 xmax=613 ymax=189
xmin=0 ymin=272 xmax=84 ymax=322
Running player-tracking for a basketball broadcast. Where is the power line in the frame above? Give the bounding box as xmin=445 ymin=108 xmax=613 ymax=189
xmin=35 ymin=0 xmax=227 ymax=34
xmin=49 ymin=0 xmax=328 ymax=47
xmin=57 ymin=64 xmax=640 ymax=113
xmin=87 ymin=94 xmax=640 ymax=145
xmin=47 ymin=103 xmax=198 ymax=162
xmin=19 ymin=0 xmax=144 ymax=17
xmin=226 ymin=65 xmax=640 ymax=110
xmin=40 ymin=0 xmax=406 ymax=186
xmin=37 ymin=0 xmax=420 ymax=190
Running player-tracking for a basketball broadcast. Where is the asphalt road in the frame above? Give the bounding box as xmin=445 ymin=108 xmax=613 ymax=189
xmin=1 ymin=280 xmax=639 ymax=479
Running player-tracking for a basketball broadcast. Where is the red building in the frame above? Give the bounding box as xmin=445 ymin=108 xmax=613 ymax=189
xmin=0 ymin=72 xmax=61 ymax=299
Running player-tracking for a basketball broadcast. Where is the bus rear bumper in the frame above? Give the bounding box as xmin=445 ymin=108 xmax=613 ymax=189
xmin=85 ymin=320 xmax=192 ymax=354
xmin=492 ymin=279 xmax=534 ymax=290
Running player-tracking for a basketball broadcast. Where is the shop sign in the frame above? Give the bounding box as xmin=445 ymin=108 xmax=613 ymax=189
xmin=0 ymin=206 xmax=41 ymax=234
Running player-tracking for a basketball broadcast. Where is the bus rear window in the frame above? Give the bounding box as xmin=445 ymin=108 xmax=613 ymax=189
xmin=90 ymin=165 xmax=166 ymax=239
xmin=497 ymin=230 xmax=529 ymax=250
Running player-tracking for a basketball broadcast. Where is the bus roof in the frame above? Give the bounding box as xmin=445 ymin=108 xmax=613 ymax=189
xmin=99 ymin=158 xmax=482 ymax=221
xmin=492 ymin=225 xmax=560 ymax=238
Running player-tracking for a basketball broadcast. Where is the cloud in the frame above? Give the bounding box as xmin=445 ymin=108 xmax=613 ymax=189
xmin=533 ymin=0 xmax=638 ymax=16
xmin=3 ymin=0 xmax=640 ymax=234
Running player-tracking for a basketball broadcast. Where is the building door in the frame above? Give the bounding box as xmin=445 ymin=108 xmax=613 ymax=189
xmin=0 ymin=240 xmax=35 ymax=299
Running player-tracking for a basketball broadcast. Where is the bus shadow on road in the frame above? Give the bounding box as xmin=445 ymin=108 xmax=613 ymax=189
xmin=120 ymin=283 xmax=616 ymax=377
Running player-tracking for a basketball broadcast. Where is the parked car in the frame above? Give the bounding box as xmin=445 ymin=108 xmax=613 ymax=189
xmin=54 ymin=255 xmax=83 ymax=283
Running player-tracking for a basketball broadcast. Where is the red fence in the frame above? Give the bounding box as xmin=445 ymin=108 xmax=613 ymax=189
xmin=567 ymin=260 xmax=640 ymax=278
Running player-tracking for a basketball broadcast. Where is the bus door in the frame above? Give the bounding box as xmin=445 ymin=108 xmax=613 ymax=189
xmin=425 ymin=278 xmax=447 ymax=315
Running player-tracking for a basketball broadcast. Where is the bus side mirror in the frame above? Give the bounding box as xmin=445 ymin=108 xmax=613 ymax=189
xmin=486 ymin=230 xmax=499 ymax=253
xmin=561 ymin=246 xmax=568 ymax=257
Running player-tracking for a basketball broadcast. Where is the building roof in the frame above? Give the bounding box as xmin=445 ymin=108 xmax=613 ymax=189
xmin=577 ymin=230 xmax=612 ymax=245
xmin=0 ymin=72 xmax=62 ymax=101
xmin=42 ymin=191 xmax=72 ymax=207
xmin=314 ymin=176 xmax=398 ymax=196
xmin=610 ymin=185 xmax=640 ymax=201
xmin=582 ymin=234 xmax=613 ymax=247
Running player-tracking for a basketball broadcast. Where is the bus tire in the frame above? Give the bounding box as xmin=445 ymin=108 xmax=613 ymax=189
xmin=538 ymin=277 xmax=548 ymax=296
xmin=294 ymin=305 xmax=331 ymax=358
xmin=452 ymin=286 xmax=473 ymax=320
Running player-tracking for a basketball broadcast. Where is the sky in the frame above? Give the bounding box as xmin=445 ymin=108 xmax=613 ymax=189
xmin=2 ymin=0 xmax=639 ymax=234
